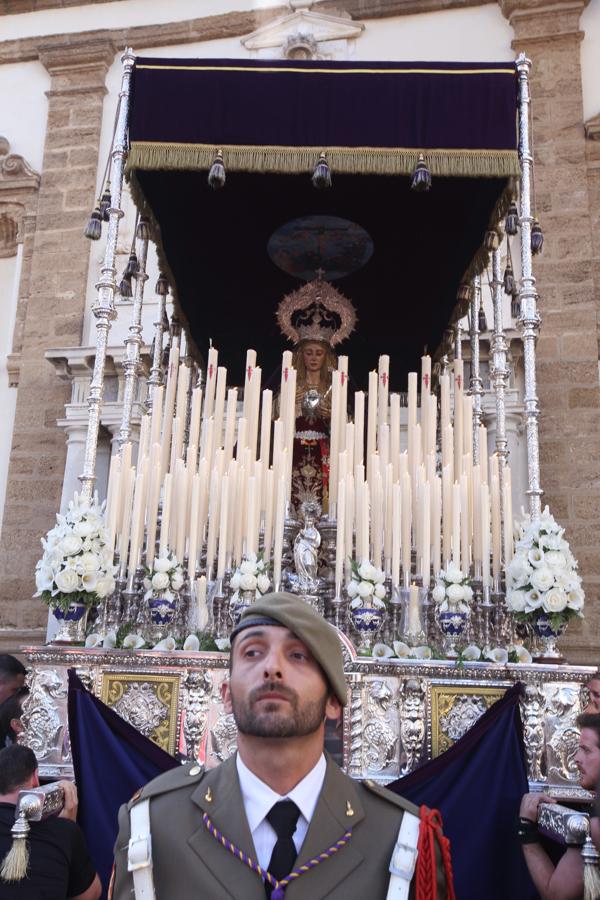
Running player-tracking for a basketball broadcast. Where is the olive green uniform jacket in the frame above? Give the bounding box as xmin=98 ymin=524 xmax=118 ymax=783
xmin=111 ymin=754 xmax=447 ymax=899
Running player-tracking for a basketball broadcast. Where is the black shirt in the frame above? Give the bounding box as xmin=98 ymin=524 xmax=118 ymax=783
xmin=0 ymin=803 xmax=96 ymax=900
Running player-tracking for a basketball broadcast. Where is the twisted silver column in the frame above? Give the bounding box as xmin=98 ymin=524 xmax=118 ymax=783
xmin=118 ymin=220 xmax=149 ymax=448
xmin=516 ymin=53 xmax=543 ymax=518
xmin=146 ymin=283 xmax=168 ymax=411
xmin=490 ymin=247 xmax=510 ymax=552
xmin=469 ymin=274 xmax=484 ymax=462
xmin=79 ymin=48 xmax=136 ymax=500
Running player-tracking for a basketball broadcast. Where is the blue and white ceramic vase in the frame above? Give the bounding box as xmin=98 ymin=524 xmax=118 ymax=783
xmin=349 ymin=606 xmax=385 ymax=654
xmin=438 ymin=608 xmax=469 ymax=657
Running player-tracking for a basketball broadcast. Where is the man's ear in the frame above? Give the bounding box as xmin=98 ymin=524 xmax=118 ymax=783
xmin=31 ymin=769 xmax=40 ymax=788
xmin=221 ymin=679 xmax=233 ymax=714
xmin=325 ymin=694 xmax=342 ymax=723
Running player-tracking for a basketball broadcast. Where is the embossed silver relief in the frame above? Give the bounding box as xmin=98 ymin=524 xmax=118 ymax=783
xmin=399 ymin=679 xmax=426 ymax=775
xmin=521 ymin=685 xmax=546 ymax=782
xmin=112 ymin=683 xmax=168 ymax=738
xmin=440 ymin=695 xmax=488 ymax=742
xmin=183 ymin=671 xmax=212 ymax=762
xmin=546 ymin=685 xmax=581 ymax=784
xmin=363 ymin=680 xmax=398 ymax=774
xmin=346 ymin=675 xmax=364 ymax=779
xmin=20 ymin=670 xmax=67 ymax=761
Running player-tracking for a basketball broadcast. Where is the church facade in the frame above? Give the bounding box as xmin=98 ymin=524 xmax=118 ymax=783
xmin=0 ymin=0 xmax=598 ymax=664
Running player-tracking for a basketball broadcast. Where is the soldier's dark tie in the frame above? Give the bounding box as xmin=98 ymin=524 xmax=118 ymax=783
xmin=265 ymin=799 xmax=301 ymax=897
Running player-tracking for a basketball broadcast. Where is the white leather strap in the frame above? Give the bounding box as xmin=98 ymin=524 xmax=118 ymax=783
xmin=128 ymin=799 xmax=156 ymax=900
xmin=386 ymin=810 xmax=421 ymax=900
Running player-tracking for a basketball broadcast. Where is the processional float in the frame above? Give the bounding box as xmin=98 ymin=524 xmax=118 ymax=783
xmin=24 ymin=53 xmax=593 ymax=812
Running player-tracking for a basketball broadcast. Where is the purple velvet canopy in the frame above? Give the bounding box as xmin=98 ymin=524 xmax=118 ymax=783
xmin=126 ymin=57 xmax=520 ymax=386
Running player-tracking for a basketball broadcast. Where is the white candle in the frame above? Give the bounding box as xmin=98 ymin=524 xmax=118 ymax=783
xmin=236 ymin=418 xmax=247 ymax=463
xmin=188 ymin=386 xmax=203 ymax=452
xmin=263 ymin=468 xmax=274 ymax=563
xmin=159 ymin=472 xmax=173 ymax=557
xmin=408 ymin=584 xmax=421 ymax=636
xmin=407 ymin=372 xmax=418 ymax=495
xmin=481 ymin=481 xmax=491 ymax=587
xmin=216 ymin=475 xmax=229 ymax=578
xmin=247 ymin=366 xmax=262 ymax=462
xmin=432 ymin=475 xmax=442 ymax=575
xmin=335 ymin=479 xmax=346 ymax=597
xmin=472 ymin=464 xmax=482 ymax=566
xmin=259 ymin=389 xmax=273 ymax=466
xmin=144 ymin=458 xmax=161 ymax=569
xmin=195 ymin=575 xmax=208 ymax=631
xmin=452 ymin=480 xmax=461 ymax=568
xmin=401 ymin=471 xmax=412 ymax=581
xmin=354 ymin=391 xmax=365 ymax=468
xmin=149 ymin=385 xmax=164 ymax=449
xmin=390 ymin=393 xmax=400 ymax=481
xmin=344 ymin=473 xmax=354 ymax=582
xmin=273 ymin=474 xmax=286 ymax=588
xmin=372 ymin=467 xmax=383 ymax=568
xmin=490 ymin=457 xmax=501 ymax=579
xmin=460 ymin=474 xmax=470 ymax=574
xmin=366 ymin=371 xmax=378 ymax=463
xmin=338 ymin=362 xmax=348 ymax=454
xmin=503 ymin=466 xmax=514 ymax=568
xmin=421 ymin=480 xmax=431 ymax=584
xmin=463 ymin=393 xmax=473 ymax=459
xmin=378 ymin=355 xmax=390 ymax=429
xmin=203 ymin=346 xmax=219 ymax=420
xmin=442 ymin=466 xmax=453 ymax=568
xmin=453 ymin=359 xmax=464 ymax=474
xmin=384 ymin=462 xmax=394 ymax=568
xmin=329 ymin=371 xmax=341 ymax=516
xmin=213 ymin=366 xmax=227 ymax=452
xmin=160 ymin=339 xmax=180 ymax=478
xmin=187 ymin=472 xmax=201 ymax=580
xmin=392 ymin=482 xmax=401 ymax=588
xmin=440 ymin=373 xmax=451 ymax=431
xmin=127 ymin=468 xmax=146 ymax=580
xmin=205 ymin=468 xmax=221 ymax=581
xmin=246 ymin=476 xmax=257 ymax=557
xmin=223 ymin=387 xmax=238 ymax=464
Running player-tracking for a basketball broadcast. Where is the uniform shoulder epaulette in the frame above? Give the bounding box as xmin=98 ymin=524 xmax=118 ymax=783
xmin=128 ymin=762 xmax=206 ymax=807
xmin=361 ymin=779 xmax=420 ymax=818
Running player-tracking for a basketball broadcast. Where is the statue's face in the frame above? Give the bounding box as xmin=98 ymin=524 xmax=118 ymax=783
xmin=302 ymin=342 xmax=327 ymax=374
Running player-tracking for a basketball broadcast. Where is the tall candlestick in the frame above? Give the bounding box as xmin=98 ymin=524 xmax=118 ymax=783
xmin=195 ymin=575 xmax=208 ymax=631
xmin=408 ymin=584 xmax=421 ymax=637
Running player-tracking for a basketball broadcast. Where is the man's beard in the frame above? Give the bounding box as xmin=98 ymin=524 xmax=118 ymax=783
xmin=231 ymin=681 xmax=327 ymax=738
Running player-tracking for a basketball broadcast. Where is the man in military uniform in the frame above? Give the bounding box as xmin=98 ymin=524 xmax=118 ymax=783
xmin=111 ymin=592 xmax=452 ymax=899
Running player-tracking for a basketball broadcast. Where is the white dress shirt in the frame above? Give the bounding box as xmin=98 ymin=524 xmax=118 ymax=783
xmin=236 ymin=752 xmax=327 ymax=871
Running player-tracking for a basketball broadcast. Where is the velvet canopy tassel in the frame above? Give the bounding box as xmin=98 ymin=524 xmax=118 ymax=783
xmin=99 ymin=180 xmax=112 ymax=222
xmin=530 ymin=218 xmax=543 ymax=255
xmin=119 ymin=274 xmax=132 ymax=299
xmin=136 ymin=216 xmax=149 ymax=241
xmin=478 ymin=300 xmax=488 ymax=332
xmin=312 ymin=152 xmax=332 ymax=189
xmin=503 ymin=262 xmax=515 ymax=295
xmin=208 ymin=150 xmax=226 ymax=189
xmin=457 ymin=283 xmax=472 ymax=303
xmin=505 ymin=201 xmax=519 ymax=236
xmin=483 ymin=229 xmax=500 ymax=252
xmin=83 ymin=204 xmax=103 ymax=241
xmin=155 ymin=272 xmax=169 ymax=296
xmin=511 ymin=292 xmax=520 ymax=320
xmin=124 ymin=251 xmax=138 ymax=279
xmin=411 ymin=154 xmax=431 ymax=192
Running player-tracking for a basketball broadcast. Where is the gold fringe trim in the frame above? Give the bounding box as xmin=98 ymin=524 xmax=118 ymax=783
xmin=137 ymin=63 xmax=516 ymax=76
xmin=127 ymin=142 xmax=520 ymax=179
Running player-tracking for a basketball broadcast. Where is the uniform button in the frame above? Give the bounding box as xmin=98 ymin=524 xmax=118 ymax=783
xmin=189 ymin=765 xmax=201 ymax=776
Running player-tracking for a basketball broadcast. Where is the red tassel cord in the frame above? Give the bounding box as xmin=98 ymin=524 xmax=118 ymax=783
xmin=415 ymin=806 xmax=456 ymax=900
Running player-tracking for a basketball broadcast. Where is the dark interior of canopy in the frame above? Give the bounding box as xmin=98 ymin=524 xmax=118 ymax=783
xmin=136 ymin=166 xmax=508 ymax=392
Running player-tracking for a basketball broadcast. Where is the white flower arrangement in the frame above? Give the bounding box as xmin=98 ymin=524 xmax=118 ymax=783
xmin=370 ymin=641 xmax=433 ymax=660
xmin=431 ymin=563 xmax=473 ymax=614
xmin=505 ymin=506 xmax=584 ymax=630
xmin=143 ymin=552 xmax=185 ymax=599
xmin=346 ymin=559 xmax=387 ymax=610
xmin=34 ymin=492 xmax=117 ymax=612
xmin=229 ymin=552 xmax=270 ymax=602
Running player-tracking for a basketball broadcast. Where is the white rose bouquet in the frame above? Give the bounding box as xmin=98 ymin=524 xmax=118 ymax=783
xmin=34 ymin=492 xmax=117 ymax=612
xmin=229 ymin=552 xmax=271 ymax=602
xmin=346 ymin=558 xmax=387 ymax=610
xmin=143 ymin=552 xmax=185 ymax=599
xmin=431 ymin=563 xmax=473 ymax=614
xmin=505 ymin=506 xmax=584 ymax=631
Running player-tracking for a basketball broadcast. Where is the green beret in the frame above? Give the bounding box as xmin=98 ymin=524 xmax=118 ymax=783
xmin=230 ymin=592 xmax=348 ymax=706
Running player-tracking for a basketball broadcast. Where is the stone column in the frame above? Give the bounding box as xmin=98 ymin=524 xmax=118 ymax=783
xmin=500 ymin=0 xmax=599 ymax=663
xmin=0 ymin=39 xmax=115 ymax=630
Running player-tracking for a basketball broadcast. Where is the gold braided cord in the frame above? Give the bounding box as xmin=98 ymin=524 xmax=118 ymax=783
xmin=127 ymin=142 xmax=520 ymax=179
xmin=137 ymin=63 xmax=515 ymax=76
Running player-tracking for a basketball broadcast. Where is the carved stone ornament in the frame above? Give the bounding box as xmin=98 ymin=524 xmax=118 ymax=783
xmin=241 ymin=9 xmax=363 ymax=56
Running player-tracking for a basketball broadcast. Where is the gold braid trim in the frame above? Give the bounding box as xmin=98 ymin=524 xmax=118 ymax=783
xmin=127 ymin=142 xmax=520 ymax=179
